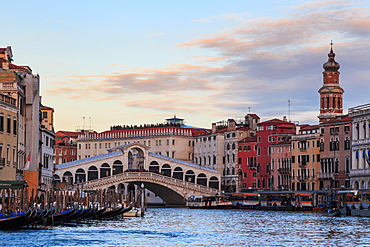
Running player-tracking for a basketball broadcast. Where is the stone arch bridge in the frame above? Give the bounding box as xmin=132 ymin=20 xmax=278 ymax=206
xmin=54 ymin=143 xmax=221 ymax=206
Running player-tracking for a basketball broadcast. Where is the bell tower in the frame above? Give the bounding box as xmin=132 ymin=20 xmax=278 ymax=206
xmin=318 ymin=42 xmax=345 ymax=123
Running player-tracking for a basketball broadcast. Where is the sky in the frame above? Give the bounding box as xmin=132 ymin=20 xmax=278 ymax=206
xmin=2 ymin=0 xmax=370 ymax=132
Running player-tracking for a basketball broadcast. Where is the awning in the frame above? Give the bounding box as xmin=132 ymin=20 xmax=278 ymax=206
xmin=0 ymin=180 xmax=28 ymax=189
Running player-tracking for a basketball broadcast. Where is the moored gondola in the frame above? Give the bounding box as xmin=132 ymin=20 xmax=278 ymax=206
xmin=0 ymin=209 xmax=33 ymax=229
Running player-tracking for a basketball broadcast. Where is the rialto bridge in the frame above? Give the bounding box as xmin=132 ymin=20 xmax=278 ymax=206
xmin=54 ymin=143 xmax=221 ymax=206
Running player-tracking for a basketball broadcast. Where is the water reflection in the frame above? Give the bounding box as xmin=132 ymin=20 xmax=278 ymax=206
xmin=1 ymin=208 xmax=370 ymax=246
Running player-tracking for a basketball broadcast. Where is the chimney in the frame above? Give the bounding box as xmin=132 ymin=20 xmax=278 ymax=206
xmin=212 ymin=123 xmax=216 ymax=133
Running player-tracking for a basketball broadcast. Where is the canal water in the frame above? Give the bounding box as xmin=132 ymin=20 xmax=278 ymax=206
xmin=1 ymin=208 xmax=370 ymax=246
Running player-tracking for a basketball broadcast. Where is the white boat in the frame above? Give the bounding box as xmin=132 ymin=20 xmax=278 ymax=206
xmin=187 ymin=195 xmax=232 ymax=209
xmin=123 ymin=208 xmax=142 ymax=217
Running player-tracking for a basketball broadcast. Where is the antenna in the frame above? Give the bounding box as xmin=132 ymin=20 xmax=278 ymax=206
xmin=89 ymin=117 xmax=92 ymax=130
xmin=83 ymin=117 xmax=85 ymax=130
xmin=248 ymin=107 xmax=251 ymax=113
xmin=288 ymin=100 xmax=291 ymax=122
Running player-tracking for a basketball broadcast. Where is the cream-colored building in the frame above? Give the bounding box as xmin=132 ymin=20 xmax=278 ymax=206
xmin=40 ymin=105 xmax=55 ymax=190
xmin=0 ymin=46 xmax=41 ymax=191
xmin=0 ymin=93 xmax=18 ymax=181
xmin=194 ymin=114 xmax=259 ymax=192
xmin=291 ymin=125 xmax=321 ymax=191
xmin=77 ymin=117 xmax=210 ymax=163
xmin=349 ymin=103 xmax=370 ymax=189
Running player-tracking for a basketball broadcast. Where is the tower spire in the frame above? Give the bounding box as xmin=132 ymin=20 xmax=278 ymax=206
xmin=318 ymin=43 xmax=345 ymax=123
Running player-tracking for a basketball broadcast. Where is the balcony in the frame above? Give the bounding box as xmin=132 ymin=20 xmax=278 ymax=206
xmin=278 ymin=168 xmax=291 ymax=174
xmin=298 ymin=162 xmax=307 ymax=168
xmin=248 ymin=164 xmax=257 ymax=169
xmin=318 ymin=172 xmax=336 ymax=179
xmin=350 ymin=169 xmax=370 ymax=177
xmin=297 ymin=176 xmax=308 ymax=182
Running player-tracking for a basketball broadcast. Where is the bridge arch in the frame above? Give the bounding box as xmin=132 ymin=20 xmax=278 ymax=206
xmin=55 ymin=143 xmax=221 ymax=205
xmin=128 ymin=147 xmax=145 ymax=170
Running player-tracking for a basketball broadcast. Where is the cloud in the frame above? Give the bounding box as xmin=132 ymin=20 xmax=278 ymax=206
xmin=46 ymin=0 xmax=370 ymax=129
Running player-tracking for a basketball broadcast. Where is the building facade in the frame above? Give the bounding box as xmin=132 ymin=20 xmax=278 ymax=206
xmin=348 ymin=103 xmax=370 ymax=189
xmin=238 ymin=136 xmax=257 ymax=190
xmin=54 ymin=131 xmax=83 ymax=165
xmin=77 ymin=117 xmax=210 ymax=163
xmin=40 ymin=105 xmax=55 ymax=190
xmin=270 ymin=137 xmax=292 ymax=191
xmin=318 ymin=116 xmax=352 ymax=190
xmin=291 ymin=125 xmax=321 ymax=191
xmin=256 ymin=118 xmax=295 ymax=190
xmin=0 ymin=46 xmax=40 ymax=191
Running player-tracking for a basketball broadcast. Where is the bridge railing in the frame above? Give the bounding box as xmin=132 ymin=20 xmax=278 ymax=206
xmin=82 ymin=171 xmax=220 ymax=195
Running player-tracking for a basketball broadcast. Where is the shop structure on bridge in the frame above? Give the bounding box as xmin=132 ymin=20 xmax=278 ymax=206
xmin=53 ymin=142 xmax=221 ymax=206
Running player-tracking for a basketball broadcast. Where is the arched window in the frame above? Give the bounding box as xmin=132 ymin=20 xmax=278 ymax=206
xmin=88 ymin=166 xmax=98 ymax=181
xmin=209 ymin=176 xmax=219 ymax=189
xmin=333 ymin=97 xmax=336 ymax=109
xmin=100 ymin=163 xmax=111 ymax=178
xmin=161 ymin=164 xmax=171 ymax=177
xmin=197 ymin=173 xmax=207 ymax=186
xmin=185 ymin=170 xmax=195 ymax=183
xmin=149 ymin=161 xmax=160 ymax=173
xmin=326 ymin=97 xmax=330 ymax=108
xmin=113 ymin=160 xmax=123 ymax=175
xmin=62 ymin=171 xmax=73 ymax=185
xmin=173 ymin=167 xmax=183 ymax=180
xmin=75 ymin=168 xmax=86 ymax=183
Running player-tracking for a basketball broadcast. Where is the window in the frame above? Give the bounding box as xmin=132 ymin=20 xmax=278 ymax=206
xmin=6 ymin=116 xmax=11 ymax=134
xmin=344 ymin=138 xmax=350 ymax=150
xmin=13 ymin=118 xmax=17 ymax=135
xmin=258 ymin=126 xmax=264 ymax=131
xmin=0 ymin=114 xmax=3 ymax=131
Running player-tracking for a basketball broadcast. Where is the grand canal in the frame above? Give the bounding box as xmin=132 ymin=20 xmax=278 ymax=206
xmin=1 ymin=208 xmax=370 ymax=246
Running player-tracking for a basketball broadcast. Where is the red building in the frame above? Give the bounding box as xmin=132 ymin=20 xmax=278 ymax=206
xmin=238 ymin=136 xmax=257 ymax=190
xmin=256 ymin=118 xmax=295 ymax=190
xmin=54 ymin=131 xmax=84 ymax=165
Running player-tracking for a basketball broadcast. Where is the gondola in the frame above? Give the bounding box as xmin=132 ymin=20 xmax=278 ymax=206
xmin=96 ymin=204 xmax=132 ymax=220
xmin=327 ymin=208 xmax=341 ymax=217
xmin=0 ymin=209 xmax=33 ymax=229
xmin=44 ymin=207 xmax=77 ymax=226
